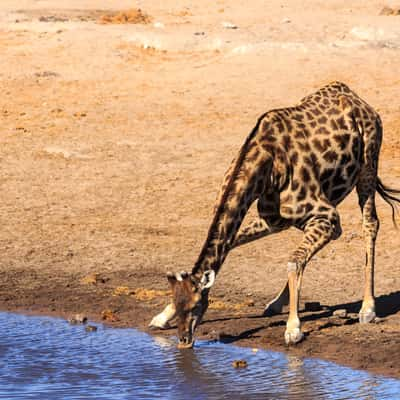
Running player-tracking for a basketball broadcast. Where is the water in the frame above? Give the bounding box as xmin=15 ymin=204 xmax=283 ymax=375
xmin=0 ymin=313 xmax=398 ymax=400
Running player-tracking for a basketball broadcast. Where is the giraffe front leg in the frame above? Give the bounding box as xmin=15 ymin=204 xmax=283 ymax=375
xmin=232 ymin=217 xmax=289 ymax=248
xmin=233 ymin=218 xmax=289 ymax=315
xmin=232 ymin=218 xmax=273 ymax=248
xmin=149 ymin=303 xmax=176 ymax=329
xmin=285 ymin=214 xmax=340 ymax=345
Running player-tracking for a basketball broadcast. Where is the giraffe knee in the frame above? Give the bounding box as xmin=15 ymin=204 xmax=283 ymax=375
xmin=287 ymin=262 xmax=298 ymax=273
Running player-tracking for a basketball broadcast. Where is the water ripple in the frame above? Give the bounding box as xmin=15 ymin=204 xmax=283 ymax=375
xmin=0 ymin=313 xmax=398 ymax=399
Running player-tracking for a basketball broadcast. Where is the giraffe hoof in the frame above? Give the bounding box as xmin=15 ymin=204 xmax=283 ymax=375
xmin=284 ymin=328 xmax=304 ymax=345
xmin=359 ymin=310 xmax=376 ymax=324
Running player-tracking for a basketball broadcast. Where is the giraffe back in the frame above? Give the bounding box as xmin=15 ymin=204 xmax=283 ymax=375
xmin=255 ymin=81 xmax=381 ymax=225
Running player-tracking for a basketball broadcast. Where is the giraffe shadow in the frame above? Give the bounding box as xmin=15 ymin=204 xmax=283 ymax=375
xmin=202 ymin=290 xmax=400 ymax=345
xmin=328 ymin=290 xmax=400 ymax=317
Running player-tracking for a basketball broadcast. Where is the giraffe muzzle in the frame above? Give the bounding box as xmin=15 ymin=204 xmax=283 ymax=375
xmin=177 ymin=335 xmax=194 ymax=349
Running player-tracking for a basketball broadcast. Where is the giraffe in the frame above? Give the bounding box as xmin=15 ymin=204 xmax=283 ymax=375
xmin=149 ymin=81 xmax=400 ymax=348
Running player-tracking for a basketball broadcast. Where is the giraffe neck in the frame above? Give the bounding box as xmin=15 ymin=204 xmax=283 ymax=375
xmin=192 ymin=193 xmax=248 ymax=277
xmin=192 ymin=135 xmax=272 ymax=279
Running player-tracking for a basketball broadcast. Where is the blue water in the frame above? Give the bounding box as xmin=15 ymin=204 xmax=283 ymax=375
xmin=0 ymin=312 xmax=398 ymax=399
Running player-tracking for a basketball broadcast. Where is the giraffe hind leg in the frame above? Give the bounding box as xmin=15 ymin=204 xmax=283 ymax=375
xmin=357 ymin=178 xmax=379 ymax=324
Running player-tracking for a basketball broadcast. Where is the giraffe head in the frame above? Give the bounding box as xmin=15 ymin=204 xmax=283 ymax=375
xmin=167 ymin=270 xmax=215 ymax=349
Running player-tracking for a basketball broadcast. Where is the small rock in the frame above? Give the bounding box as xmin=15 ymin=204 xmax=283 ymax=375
xmin=232 ymin=359 xmax=247 ymax=368
xmin=222 ymin=21 xmax=238 ymax=29
xmin=34 ymin=71 xmax=59 ymax=78
xmin=85 ymin=325 xmax=98 ymax=332
xmin=304 ymin=301 xmax=322 ymax=312
xmin=244 ymin=299 xmax=255 ymax=307
xmin=347 ymin=313 xmax=359 ymax=320
xmin=374 ymin=317 xmax=384 ymax=324
xmin=333 ymin=309 xmax=347 ymax=318
xmin=282 ymin=17 xmax=291 ymax=23
xmin=73 ymin=111 xmax=87 ymax=117
xmin=69 ymin=314 xmax=87 ymax=324
xmin=379 ymin=6 xmax=400 ymax=16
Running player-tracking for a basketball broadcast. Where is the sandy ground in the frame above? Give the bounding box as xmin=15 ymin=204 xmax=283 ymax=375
xmin=0 ymin=0 xmax=400 ymax=378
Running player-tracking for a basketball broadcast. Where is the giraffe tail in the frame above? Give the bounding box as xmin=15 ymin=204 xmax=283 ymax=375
xmin=376 ymin=177 xmax=400 ymax=227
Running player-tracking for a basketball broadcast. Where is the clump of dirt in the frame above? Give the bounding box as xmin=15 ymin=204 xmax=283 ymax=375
xmin=113 ymin=286 xmax=134 ymax=296
xmin=379 ymin=6 xmax=400 ymax=15
xmin=101 ymin=309 xmax=119 ymax=322
xmin=208 ymin=297 xmax=255 ymax=311
xmin=80 ymin=273 xmax=108 ymax=285
xmin=132 ymin=288 xmax=170 ymax=301
xmin=98 ymin=9 xmax=152 ymax=25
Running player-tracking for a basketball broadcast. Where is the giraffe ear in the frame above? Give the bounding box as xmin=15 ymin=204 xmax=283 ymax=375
xmin=166 ymin=271 xmax=177 ymax=286
xmin=199 ymin=270 xmax=215 ymax=291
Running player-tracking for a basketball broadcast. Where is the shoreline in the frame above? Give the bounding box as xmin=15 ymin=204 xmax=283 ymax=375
xmin=1 ymin=0 xmax=400 ymax=385
xmin=0 ymin=268 xmax=398 ymax=379
xmin=2 ymin=307 xmax=400 ymax=383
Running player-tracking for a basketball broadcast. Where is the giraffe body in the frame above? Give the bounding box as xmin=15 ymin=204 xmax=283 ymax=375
xmin=150 ymin=82 xmax=399 ymax=348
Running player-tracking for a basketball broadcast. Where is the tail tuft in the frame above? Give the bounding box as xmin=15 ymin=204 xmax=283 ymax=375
xmin=376 ymin=177 xmax=400 ymax=228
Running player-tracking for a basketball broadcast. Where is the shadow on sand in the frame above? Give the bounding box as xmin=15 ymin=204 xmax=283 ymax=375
xmin=202 ymin=290 xmax=400 ymax=345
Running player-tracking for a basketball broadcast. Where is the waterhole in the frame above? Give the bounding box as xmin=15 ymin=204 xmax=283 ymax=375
xmin=0 ymin=312 xmax=398 ymax=399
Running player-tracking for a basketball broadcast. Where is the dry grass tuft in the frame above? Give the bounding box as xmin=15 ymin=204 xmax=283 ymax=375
xmin=98 ymin=9 xmax=152 ymax=25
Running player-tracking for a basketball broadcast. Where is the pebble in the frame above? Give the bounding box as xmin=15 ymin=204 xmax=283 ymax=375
xmin=333 ymin=309 xmax=347 ymax=318
xmin=69 ymin=314 xmax=87 ymax=324
xmin=85 ymin=325 xmax=98 ymax=332
xmin=222 ymin=21 xmax=238 ymax=29
xmin=244 ymin=299 xmax=255 ymax=307
xmin=232 ymin=360 xmax=248 ymax=368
